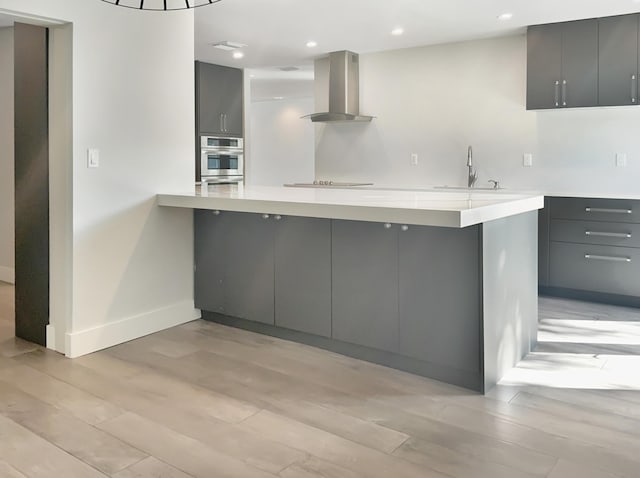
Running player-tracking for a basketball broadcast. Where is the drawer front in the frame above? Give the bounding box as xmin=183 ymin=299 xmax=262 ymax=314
xmin=550 ymin=198 xmax=640 ymax=223
xmin=550 ymin=219 xmax=640 ymax=248
xmin=549 ymin=242 xmax=640 ymax=296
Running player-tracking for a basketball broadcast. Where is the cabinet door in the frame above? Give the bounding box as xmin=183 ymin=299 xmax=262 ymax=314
xmin=561 ymin=19 xmax=599 ymax=108
xmin=274 ymin=216 xmax=331 ymax=337
xmin=527 ymin=24 xmax=563 ymax=110
xmin=221 ymin=67 xmax=243 ymax=136
xmin=195 ymin=211 xmax=275 ymax=324
xmin=599 ymin=15 xmax=639 ymax=106
xmin=398 ymin=225 xmax=481 ymax=373
xmin=331 ymin=220 xmax=399 ymax=352
xmin=197 ymin=62 xmax=242 ymax=135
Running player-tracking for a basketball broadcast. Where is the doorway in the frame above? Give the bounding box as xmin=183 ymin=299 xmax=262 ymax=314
xmin=0 ymin=10 xmax=72 ymax=354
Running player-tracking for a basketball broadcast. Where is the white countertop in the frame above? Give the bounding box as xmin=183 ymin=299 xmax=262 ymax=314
xmin=157 ymin=185 xmax=544 ymax=228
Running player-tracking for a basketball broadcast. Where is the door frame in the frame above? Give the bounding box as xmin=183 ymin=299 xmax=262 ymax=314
xmin=2 ymin=8 xmax=72 ymax=353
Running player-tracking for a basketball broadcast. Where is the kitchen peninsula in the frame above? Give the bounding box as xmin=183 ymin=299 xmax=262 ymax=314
xmin=159 ymin=186 xmax=544 ymax=392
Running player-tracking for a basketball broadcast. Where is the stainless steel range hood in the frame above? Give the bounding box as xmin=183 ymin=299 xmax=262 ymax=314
xmin=304 ymin=51 xmax=374 ymax=123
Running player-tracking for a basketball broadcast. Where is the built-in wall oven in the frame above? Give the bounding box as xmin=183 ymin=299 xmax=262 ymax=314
xmin=200 ymin=136 xmax=244 ymax=184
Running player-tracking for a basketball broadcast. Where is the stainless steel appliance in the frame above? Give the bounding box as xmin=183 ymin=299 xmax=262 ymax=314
xmin=200 ymin=135 xmax=244 ymax=184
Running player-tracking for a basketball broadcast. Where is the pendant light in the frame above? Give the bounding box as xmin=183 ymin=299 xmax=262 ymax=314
xmin=101 ymin=0 xmax=222 ymax=11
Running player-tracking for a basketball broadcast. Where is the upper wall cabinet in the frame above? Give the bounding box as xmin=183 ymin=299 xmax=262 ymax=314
xmin=196 ymin=61 xmax=243 ymax=137
xmin=599 ymin=14 xmax=640 ymax=107
xmin=527 ymin=19 xmax=599 ymax=110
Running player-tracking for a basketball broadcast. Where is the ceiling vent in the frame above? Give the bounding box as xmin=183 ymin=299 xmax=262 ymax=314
xmin=279 ymin=66 xmax=300 ymax=72
xmin=210 ymin=41 xmax=247 ymax=51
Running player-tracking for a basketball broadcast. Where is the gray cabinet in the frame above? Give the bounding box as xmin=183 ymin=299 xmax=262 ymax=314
xmin=331 ymin=220 xmax=399 ymax=352
xmin=195 ymin=211 xmax=332 ymax=331
xmin=196 ymin=61 xmax=243 ymax=136
xmin=527 ymin=20 xmax=598 ymax=109
xmin=274 ymin=216 xmax=331 ymax=337
xmin=540 ymin=197 xmax=640 ymax=305
xmin=398 ymin=225 xmax=481 ymax=373
xmin=195 ymin=210 xmax=275 ymax=325
xmin=599 ymin=15 xmax=639 ymax=106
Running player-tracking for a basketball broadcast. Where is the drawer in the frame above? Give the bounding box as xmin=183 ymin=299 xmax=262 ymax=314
xmin=550 ymin=197 xmax=640 ymax=224
xmin=549 ymin=242 xmax=640 ymax=297
xmin=550 ymin=219 xmax=640 ymax=248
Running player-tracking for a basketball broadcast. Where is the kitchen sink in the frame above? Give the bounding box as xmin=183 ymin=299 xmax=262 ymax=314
xmin=434 ymin=186 xmax=504 ymax=191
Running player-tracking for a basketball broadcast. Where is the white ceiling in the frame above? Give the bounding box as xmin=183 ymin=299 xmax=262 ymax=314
xmin=196 ymin=0 xmax=640 ymax=70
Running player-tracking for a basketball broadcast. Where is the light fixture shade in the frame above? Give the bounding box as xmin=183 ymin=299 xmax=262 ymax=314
xmin=101 ymin=0 xmax=222 ymax=11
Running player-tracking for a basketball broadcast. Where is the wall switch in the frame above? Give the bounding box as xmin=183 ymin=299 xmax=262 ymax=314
xmin=616 ymin=153 xmax=627 ymax=168
xmin=87 ymin=149 xmax=100 ymax=168
xmin=523 ymin=153 xmax=533 ymax=167
xmin=411 ymin=153 xmax=419 ymax=166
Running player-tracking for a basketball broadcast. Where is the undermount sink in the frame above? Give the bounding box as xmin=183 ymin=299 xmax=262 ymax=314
xmin=434 ymin=186 xmax=504 ymax=191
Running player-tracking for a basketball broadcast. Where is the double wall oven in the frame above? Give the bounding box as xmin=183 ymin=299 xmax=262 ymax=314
xmin=200 ymin=136 xmax=244 ymax=184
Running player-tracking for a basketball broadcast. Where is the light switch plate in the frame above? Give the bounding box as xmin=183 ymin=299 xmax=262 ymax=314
xmin=616 ymin=153 xmax=627 ymax=168
xmin=523 ymin=153 xmax=533 ymax=167
xmin=411 ymin=153 xmax=419 ymax=166
xmin=87 ymin=149 xmax=100 ymax=168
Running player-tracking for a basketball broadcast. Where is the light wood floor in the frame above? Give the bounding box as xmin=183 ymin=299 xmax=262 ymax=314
xmin=1 ymin=282 xmax=639 ymax=478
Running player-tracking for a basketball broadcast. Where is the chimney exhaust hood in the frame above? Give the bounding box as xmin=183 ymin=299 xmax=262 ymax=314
xmin=304 ymin=51 xmax=374 ymax=123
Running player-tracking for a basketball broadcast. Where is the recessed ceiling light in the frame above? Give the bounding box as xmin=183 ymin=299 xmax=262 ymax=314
xmin=391 ymin=27 xmax=404 ymax=36
xmin=233 ymin=51 xmax=244 ymax=59
xmin=497 ymin=13 xmax=513 ymax=21
xmin=306 ymin=41 xmax=318 ymax=48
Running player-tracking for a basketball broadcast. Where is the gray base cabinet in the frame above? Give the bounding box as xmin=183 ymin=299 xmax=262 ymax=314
xmin=540 ymin=197 xmax=640 ymax=305
xmin=331 ymin=220 xmax=399 ymax=352
xmin=195 ymin=211 xmax=331 ymax=331
xmin=195 ymin=211 xmax=275 ymax=324
xmin=275 ymin=217 xmax=331 ymax=337
xmin=398 ymin=225 xmax=481 ymax=374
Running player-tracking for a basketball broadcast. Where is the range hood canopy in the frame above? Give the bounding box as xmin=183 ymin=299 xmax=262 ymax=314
xmin=304 ymin=51 xmax=374 ymax=123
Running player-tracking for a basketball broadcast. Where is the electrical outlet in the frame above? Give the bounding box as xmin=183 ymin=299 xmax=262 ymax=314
xmin=87 ymin=148 xmax=100 ymax=168
xmin=411 ymin=153 xmax=419 ymax=166
xmin=523 ymin=153 xmax=533 ymax=167
xmin=616 ymin=153 xmax=627 ymax=168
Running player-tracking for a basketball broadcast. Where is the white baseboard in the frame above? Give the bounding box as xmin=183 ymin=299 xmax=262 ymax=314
xmin=46 ymin=324 xmax=57 ymax=352
xmin=65 ymin=300 xmax=201 ymax=358
xmin=0 ymin=266 xmax=15 ymax=284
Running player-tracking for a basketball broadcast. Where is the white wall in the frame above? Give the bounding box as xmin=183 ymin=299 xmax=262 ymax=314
xmin=0 ymin=27 xmax=14 ymax=284
xmin=247 ymin=98 xmax=315 ymax=186
xmin=1 ymin=1 xmax=197 ymax=356
xmin=315 ymin=35 xmax=640 ymax=195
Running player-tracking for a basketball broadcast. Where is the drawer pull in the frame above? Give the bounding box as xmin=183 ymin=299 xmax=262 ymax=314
xmin=585 ymin=207 xmax=632 ymax=214
xmin=585 ymin=231 xmax=632 ymax=239
xmin=584 ymin=254 xmax=632 ymax=263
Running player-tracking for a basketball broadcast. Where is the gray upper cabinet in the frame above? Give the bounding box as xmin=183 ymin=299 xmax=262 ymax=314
xmin=527 ymin=19 xmax=598 ymax=109
xmin=398 ymin=225 xmax=481 ymax=373
xmin=196 ymin=61 xmax=243 ymax=136
xmin=274 ymin=216 xmax=332 ymax=337
xmin=599 ymin=14 xmax=640 ymax=107
xmin=195 ymin=210 xmax=275 ymax=325
xmin=331 ymin=220 xmax=399 ymax=353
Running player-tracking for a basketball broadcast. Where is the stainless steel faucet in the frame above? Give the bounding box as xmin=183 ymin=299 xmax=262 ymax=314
xmin=467 ymin=146 xmax=478 ymax=188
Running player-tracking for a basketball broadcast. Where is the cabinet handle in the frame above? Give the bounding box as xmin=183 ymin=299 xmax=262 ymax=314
xmin=220 ymin=113 xmax=224 ymax=132
xmin=554 ymin=80 xmax=560 ymax=107
xmin=584 ymin=254 xmax=632 ymax=263
xmin=585 ymin=207 xmax=632 ymax=214
xmin=384 ymin=223 xmax=392 ymax=229
xmin=632 ymin=75 xmax=637 ymax=104
xmin=401 ymin=225 xmax=409 ymax=232
xmin=223 ymin=114 xmax=227 ymax=132
xmin=585 ymin=231 xmax=631 ymax=238
xmin=561 ymin=80 xmax=567 ymax=107
xmin=262 ymin=214 xmax=270 ymax=219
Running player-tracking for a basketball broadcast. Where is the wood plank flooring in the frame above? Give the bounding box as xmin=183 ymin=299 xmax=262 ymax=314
xmin=1 ymin=281 xmax=639 ymax=478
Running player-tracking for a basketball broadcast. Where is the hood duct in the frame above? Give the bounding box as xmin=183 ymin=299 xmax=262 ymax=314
xmin=304 ymin=51 xmax=374 ymax=123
